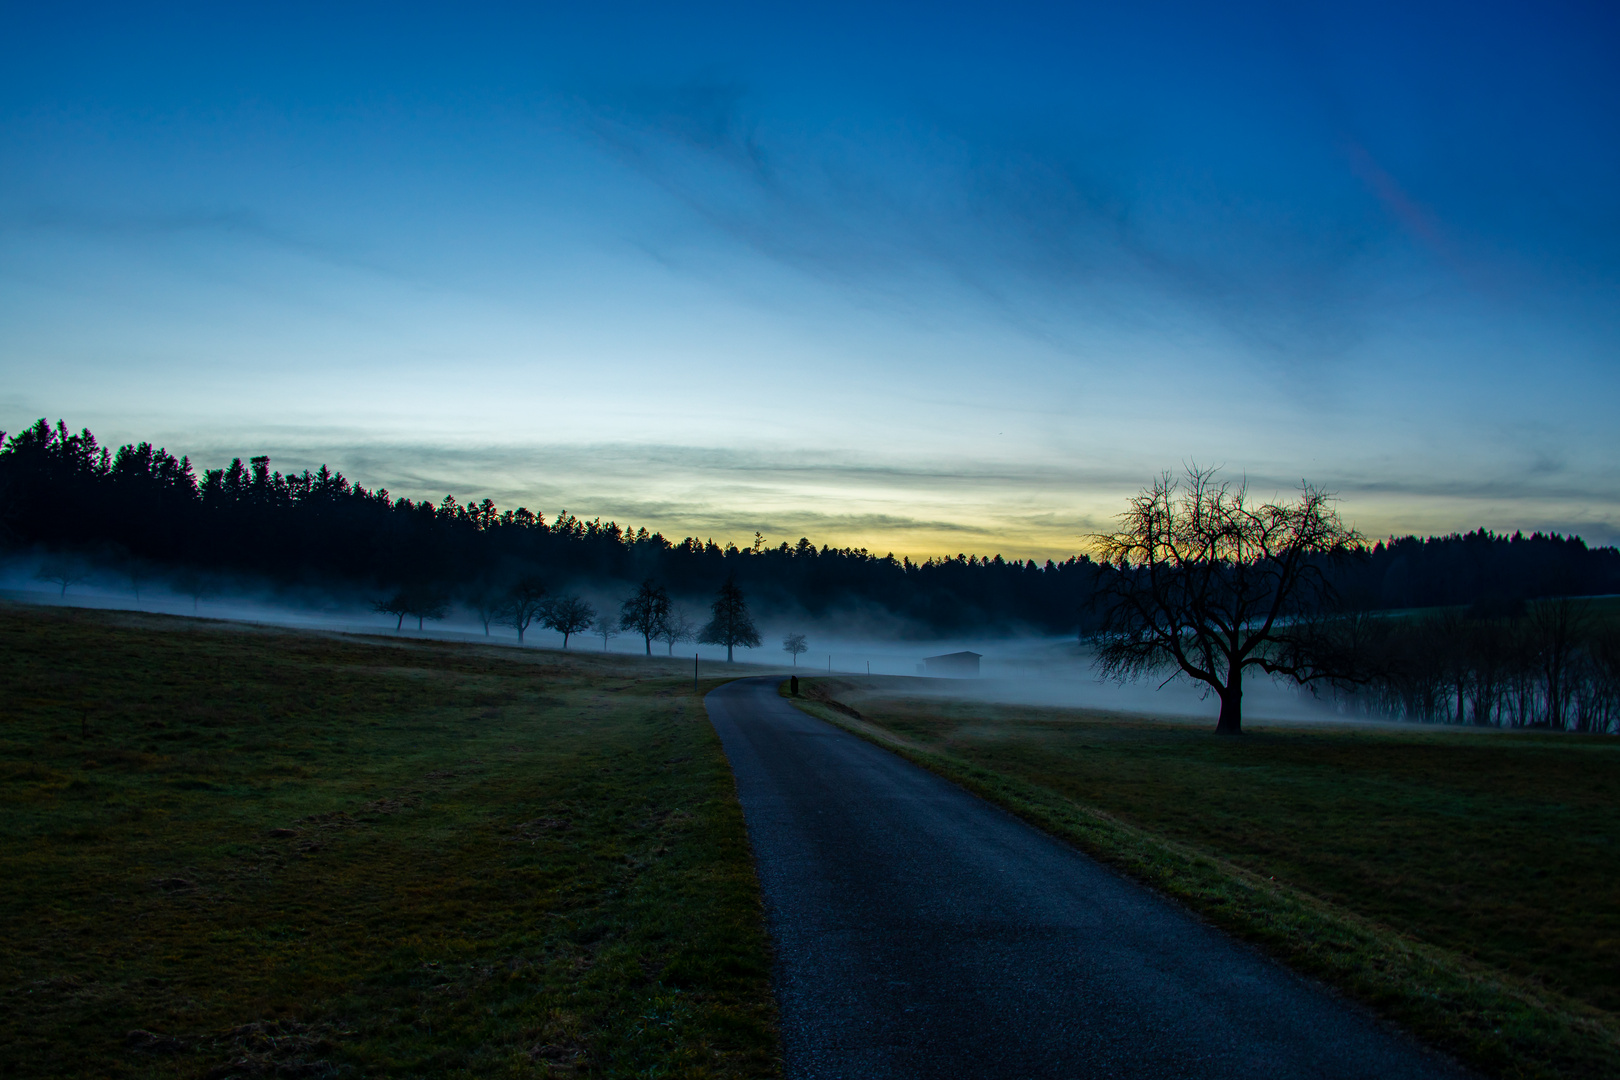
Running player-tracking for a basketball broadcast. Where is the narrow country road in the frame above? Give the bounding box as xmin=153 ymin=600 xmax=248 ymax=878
xmin=705 ymin=676 xmax=1469 ymax=1080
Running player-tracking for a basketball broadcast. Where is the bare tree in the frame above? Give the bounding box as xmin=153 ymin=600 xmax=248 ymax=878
xmin=699 ymin=578 xmax=761 ymax=663
xmin=783 ymin=632 xmax=808 ymax=666
xmin=544 ymin=595 xmax=595 ymax=649
xmin=468 ymin=588 xmax=505 ymax=637
xmin=35 ymin=558 xmax=89 ymax=598
xmin=619 ymin=579 xmax=672 ymax=656
xmin=593 ymin=611 xmax=621 ymax=652
xmin=375 ymin=588 xmax=447 ymax=632
xmin=120 ymin=552 xmax=150 ymax=602
xmin=373 ymin=591 xmax=412 ymax=631
xmin=409 ymin=593 xmax=448 ymax=632
xmin=1528 ymin=598 xmax=1590 ymax=729
xmin=656 ymin=607 xmax=696 ymax=656
xmin=502 ymin=576 xmax=548 ymax=644
xmin=1093 ymin=467 xmax=1362 ymax=735
xmin=173 ymin=568 xmax=218 ymax=613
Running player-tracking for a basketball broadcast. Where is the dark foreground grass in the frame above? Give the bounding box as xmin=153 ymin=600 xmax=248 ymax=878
xmin=0 ymin=602 xmax=778 ymax=1079
xmin=792 ymin=677 xmax=1620 ymax=1080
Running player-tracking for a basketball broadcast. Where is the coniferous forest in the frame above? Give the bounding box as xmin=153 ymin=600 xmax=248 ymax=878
xmin=3 ymin=419 xmax=1618 ymax=631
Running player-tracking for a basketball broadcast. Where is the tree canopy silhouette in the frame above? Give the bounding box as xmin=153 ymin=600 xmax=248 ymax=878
xmin=619 ymin=579 xmax=672 ymax=656
xmin=543 ymin=596 xmax=595 ymax=650
xmin=502 ymin=577 xmax=548 ymax=644
xmin=1093 ymin=467 xmax=1362 ymax=735
xmin=699 ymin=579 xmax=761 ymax=662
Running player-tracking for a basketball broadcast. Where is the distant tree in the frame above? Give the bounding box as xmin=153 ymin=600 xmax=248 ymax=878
xmin=619 ymin=579 xmax=672 ymax=656
xmin=173 ymin=568 xmax=219 ymax=613
xmin=106 ymin=546 xmax=149 ymax=601
xmin=375 ymin=588 xmax=448 ymax=632
xmin=1528 ymin=598 xmax=1591 ymax=729
xmin=1465 ymin=611 xmax=1518 ymax=726
xmin=35 ymin=558 xmax=89 ymax=598
xmin=593 ymin=611 xmax=621 ymax=652
xmin=783 ymin=632 xmax=808 ymax=666
xmin=468 ymin=588 xmax=506 ymax=637
xmin=408 ymin=592 xmax=448 ymax=631
xmin=544 ymin=595 xmax=595 ymax=649
xmin=502 ymin=576 xmax=548 ymax=644
xmin=700 ymin=578 xmax=761 ymax=663
xmin=657 ymin=607 xmax=696 ymax=656
xmin=1093 ymin=467 xmax=1362 ymax=735
xmin=373 ymin=591 xmax=413 ymax=631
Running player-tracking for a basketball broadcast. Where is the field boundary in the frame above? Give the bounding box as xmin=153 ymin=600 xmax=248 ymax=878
xmin=782 ymin=682 xmax=1620 ymax=1080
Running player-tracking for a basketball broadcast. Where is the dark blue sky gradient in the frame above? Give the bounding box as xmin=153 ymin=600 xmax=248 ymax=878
xmin=3 ymin=2 xmax=1617 ymax=556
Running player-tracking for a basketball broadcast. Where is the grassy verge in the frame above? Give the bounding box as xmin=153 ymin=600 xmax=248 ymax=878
xmin=0 ymin=601 xmax=778 ymax=1079
xmin=787 ymin=676 xmax=1620 ymax=1080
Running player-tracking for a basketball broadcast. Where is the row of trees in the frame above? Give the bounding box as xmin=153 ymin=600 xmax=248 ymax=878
xmin=371 ymin=574 xmax=765 ymax=661
xmin=1329 ymin=600 xmax=1620 ymax=732
xmin=5 ymin=420 xmax=1618 ymax=639
xmin=612 ymin=577 xmax=761 ymax=660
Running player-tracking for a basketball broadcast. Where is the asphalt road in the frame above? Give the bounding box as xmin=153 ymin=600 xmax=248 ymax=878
xmin=705 ymin=676 xmax=1469 ymax=1080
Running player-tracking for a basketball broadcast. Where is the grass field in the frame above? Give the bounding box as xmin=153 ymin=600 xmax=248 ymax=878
xmin=793 ymin=676 xmax=1620 ymax=1080
xmin=0 ymin=602 xmax=778 ymax=1079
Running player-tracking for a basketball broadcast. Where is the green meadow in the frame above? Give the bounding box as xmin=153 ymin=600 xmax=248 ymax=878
xmin=10 ymin=596 xmax=1620 ymax=1080
xmin=793 ymin=676 xmax=1620 ymax=1080
xmin=0 ymin=603 xmax=778 ymax=1079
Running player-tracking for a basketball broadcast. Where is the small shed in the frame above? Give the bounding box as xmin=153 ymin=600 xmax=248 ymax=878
xmin=922 ymin=651 xmax=981 ymax=678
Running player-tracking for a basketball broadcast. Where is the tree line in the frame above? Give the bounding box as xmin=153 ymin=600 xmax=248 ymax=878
xmin=3 ymin=419 xmax=1618 ymax=645
xmin=375 ymin=573 xmax=766 ymax=661
xmin=1324 ymin=599 xmax=1620 ymax=732
xmin=0 ymin=420 xmax=1101 ymax=635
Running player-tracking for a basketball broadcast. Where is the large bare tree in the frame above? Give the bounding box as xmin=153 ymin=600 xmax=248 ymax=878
xmin=1092 ymin=467 xmax=1362 ymax=735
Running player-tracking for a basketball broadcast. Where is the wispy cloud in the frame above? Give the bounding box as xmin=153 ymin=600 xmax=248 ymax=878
xmin=567 ymin=79 xmax=1383 ymax=367
xmin=3 ymin=203 xmax=409 ymax=283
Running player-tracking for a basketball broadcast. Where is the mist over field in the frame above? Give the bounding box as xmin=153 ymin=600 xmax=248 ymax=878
xmin=0 ymin=549 xmax=1348 ymax=725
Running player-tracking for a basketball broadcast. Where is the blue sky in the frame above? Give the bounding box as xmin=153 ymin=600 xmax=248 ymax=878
xmin=3 ymin=1 xmax=1617 ymax=559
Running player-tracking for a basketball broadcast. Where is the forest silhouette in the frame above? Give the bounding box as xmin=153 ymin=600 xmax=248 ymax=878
xmin=3 ymin=419 xmax=1617 ymax=637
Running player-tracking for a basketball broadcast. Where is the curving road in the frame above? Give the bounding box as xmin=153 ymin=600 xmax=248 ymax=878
xmin=705 ymin=677 xmax=1469 ymax=1080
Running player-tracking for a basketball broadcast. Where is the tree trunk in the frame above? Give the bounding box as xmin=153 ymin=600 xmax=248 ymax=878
xmin=1215 ymin=669 xmax=1242 ymax=735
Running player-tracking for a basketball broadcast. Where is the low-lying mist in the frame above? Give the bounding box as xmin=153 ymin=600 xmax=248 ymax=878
xmin=3 ymin=553 xmax=1361 ymax=726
